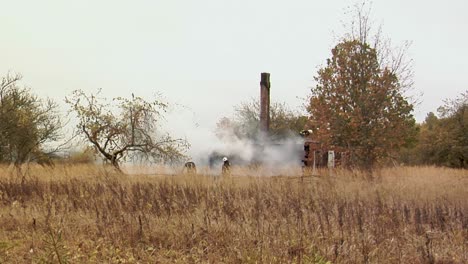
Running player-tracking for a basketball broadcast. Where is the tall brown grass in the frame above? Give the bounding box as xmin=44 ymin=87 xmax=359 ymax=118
xmin=0 ymin=164 xmax=466 ymax=263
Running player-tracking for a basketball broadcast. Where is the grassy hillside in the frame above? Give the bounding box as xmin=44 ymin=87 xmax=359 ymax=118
xmin=0 ymin=165 xmax=466 ymax=263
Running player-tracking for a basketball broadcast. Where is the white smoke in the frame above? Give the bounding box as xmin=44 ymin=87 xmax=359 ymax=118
xmin=153 ymin=101 xmax=306 ymax=176
xmin=183 ymin=124 xmax=304 ymax=176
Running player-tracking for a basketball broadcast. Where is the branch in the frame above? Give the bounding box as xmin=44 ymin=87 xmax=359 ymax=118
xmin=82 ymin=125 xmax=112 ymax=161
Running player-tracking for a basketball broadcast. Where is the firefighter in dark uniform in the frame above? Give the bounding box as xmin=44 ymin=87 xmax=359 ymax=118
xmin=222 ymin=157 xmax=231 ymax=176
xmin=184 ymin=161 xmax=197 ymax=174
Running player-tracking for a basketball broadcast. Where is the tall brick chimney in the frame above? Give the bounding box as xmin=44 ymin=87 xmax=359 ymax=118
xmin=260 ymin=72 xmax=271 ymax=134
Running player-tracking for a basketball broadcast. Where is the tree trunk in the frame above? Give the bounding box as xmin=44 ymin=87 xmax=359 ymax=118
xmin=110 ymin=155 xmax=123 ymax=173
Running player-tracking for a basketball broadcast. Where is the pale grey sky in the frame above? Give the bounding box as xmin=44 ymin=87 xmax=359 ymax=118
xmin=2 ymin=0 xmax=467 ymax=143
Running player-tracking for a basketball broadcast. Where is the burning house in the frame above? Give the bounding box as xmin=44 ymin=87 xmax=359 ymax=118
xmin=204 ymin=72 xmax=347 ymax=173
xmin=258 ymin=72 xmax=347 ymax=170
xmin=300 ymin=130 xmax=350 ymax=170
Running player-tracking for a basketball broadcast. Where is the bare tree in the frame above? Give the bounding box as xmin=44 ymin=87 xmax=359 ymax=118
xmin=66 ymin=89 xmax=189 ymax=172
xmin=216 ymin=98 xmax=307 ymax=142
xmin=344 ymin=1 xmax=415 ymax=94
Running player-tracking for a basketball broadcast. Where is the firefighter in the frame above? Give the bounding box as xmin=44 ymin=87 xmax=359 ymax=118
xmin=184 ymin=161 xmax=197 ymax=174
xmin=222 ymin=157 xmax=231 ymax=176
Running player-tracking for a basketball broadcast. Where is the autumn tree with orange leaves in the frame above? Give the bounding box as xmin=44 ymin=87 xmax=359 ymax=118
xmin=307 ymin=5 xmax=416 ymax=171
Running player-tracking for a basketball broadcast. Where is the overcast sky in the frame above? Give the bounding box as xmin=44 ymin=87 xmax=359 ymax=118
xmin=2 ymin=0 xmax=467 ymax=143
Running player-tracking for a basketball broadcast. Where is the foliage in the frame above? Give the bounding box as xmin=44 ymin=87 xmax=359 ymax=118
xmin=216 ymin=98 xmax=307 ymax=141
xmin=38 ymin=227 xmax=69 ymax=264
xmin=406 ymin=91 xmax=467 ymax=168
xmin=307 ymin=6 xmax=416 ymax=170
xmin=436 ymin=91 xmax=468 ymax=168
xmin=61 ymin=147 xmax=96 ymax=165
xmin=0 ymin=73 xmax=62 ymax=166
xmin=66 ymin=89 xmax=189 ymax=171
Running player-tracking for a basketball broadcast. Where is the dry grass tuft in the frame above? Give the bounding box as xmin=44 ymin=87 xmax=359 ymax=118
xmin=0 ymin=164 xmax=466 ymax=263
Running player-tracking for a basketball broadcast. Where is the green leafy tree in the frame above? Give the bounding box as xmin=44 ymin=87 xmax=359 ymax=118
xmin=66 ymin=89 xmax=189 ymax=172
xmin=418 ymin=113 xmax=445 ymax=165
xmin=0 ymin=73 xmax=62 ymax=166
xmin=307 ymin=6 xmax=416 ymax=170
xmin=437 ymin=91 xmax=468 ymax=168
xmin=216 ymin=98 xmax=307 ymax=142
xmin=413 ymin=91 xmax=467 ymax=168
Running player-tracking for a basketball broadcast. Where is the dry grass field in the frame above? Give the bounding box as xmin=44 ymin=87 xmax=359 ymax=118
xmin=0 ymin=164 xmax=466 ymax=263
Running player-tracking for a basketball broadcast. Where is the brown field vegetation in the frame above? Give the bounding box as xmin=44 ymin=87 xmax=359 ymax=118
xmin=0 ymin=165 xmax=466 ymax=263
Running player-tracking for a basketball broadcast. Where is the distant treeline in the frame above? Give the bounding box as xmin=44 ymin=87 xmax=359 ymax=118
xmin=399 ymin=92 xmax=467 ymax=169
